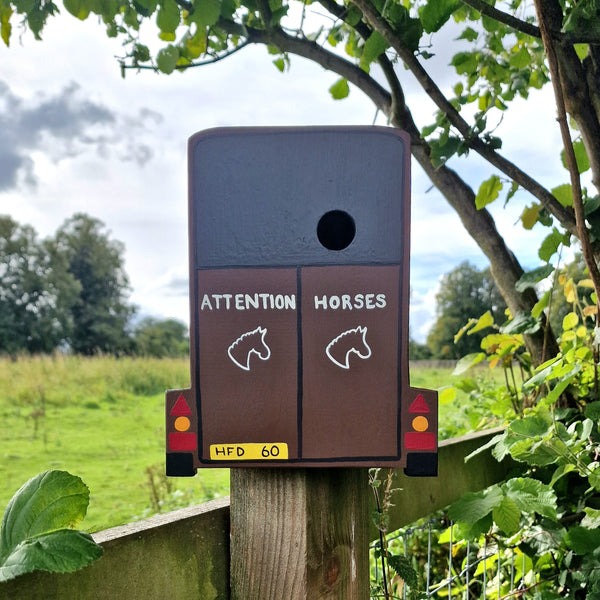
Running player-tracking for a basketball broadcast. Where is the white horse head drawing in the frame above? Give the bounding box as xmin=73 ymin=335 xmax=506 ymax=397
xmin=227 ymin=326 xmax=271 ymax=371
xmin=325 ymin=326 xmax=371 ymax=369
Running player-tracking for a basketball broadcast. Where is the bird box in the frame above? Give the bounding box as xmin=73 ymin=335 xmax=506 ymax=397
xmin=166 ymin=126 xmax=438 ymax=476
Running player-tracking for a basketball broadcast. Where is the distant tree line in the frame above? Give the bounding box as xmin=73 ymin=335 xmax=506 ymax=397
xmin=0 ymin=213 xmax=188 ymax=357
xmin=412 ymin=257 xmax=588 ymax=361
xmin=410 ymin=261 xmax=508 ymax=361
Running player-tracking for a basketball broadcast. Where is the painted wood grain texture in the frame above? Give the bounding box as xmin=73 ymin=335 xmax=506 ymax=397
xmin=230 ymin=468 xmax=370 ymax=600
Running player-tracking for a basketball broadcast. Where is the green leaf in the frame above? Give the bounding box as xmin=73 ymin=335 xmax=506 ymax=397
xmin=383 ymin=4 xmax=422 ymax=52
xmin=468 ymin=311 xmax=494 ymax=335
xmin=156 ymin=0 xmax=180 ymax=34
xmin=543 ymin=375 xmax=576 ymax=408
xmin=0 ymin=5 xmax=11 ymax=46
xmin=503 ymin=478 xmax=557 ymax=519
xmin=457 ymin=26 xmax=478 ymax=42
xmin=501 ymin=312 xmax=540 ymax=335
xmin=549 ymin=463 xmax=576 ymax=487
xmin=418 ymin=0 xmax=460 ymax=33
xmin=565 ymin=526 xmax=600 ymax=555
xmin=493 ymin=495 xmax=521 ymax=536
xmin=63 ymin=0 xmax=90 ymax=20
xmin=190 ymin=0 xmax=221 ymax=27
xmin=509 ymin=46 xmax=530 ymax=69
xmin=451 ymin=51 xmax=478 ymax=76
xmin=359 ymin=31 xmax=388 ymax=71
xmin=509 ymin=439 xmax=558 ymax=466
xmin=508 ymin=415 xmax=550 ymax=438
xmin=447 ymin=486 xmax=503 ymax=524
xmin=532 ymin=290 xmax=551 ymax=319
xmin=520 ymin=203 xmax=539 ymax=230
xmin=552 ymin=183 xmax=573 ymax=207
xmin=515 ymin=265 xmax=555 ymax=292
xmin=588 ymin=468 xmax=600 ymax=492
xmin=452 ymin=352 xmax=485 ymax=375
xmin=585 ymin=401 xmax=600 ymax=421
xmin=456 ymin=513 xmax=493 ymax=540
xmin=574 ymin=43 xmax=589 ymax=60
xmin=563 ymin=311 xmax=579 ymax=331
xmin=329 ymin=77 xmax=349 ymax=100
xmin=539 ymin=228 xmax=567 ymax=262
xmin=220 ymin=0 xmax=235 ymax=18
xmin=582 ymin=507 xmax=600 ymax=529
xmin=156 ymin=44 xmax=180 ymax=74
xmin=439 ymin=386 xmax=456 ymax=404
xmin=561 ymin=139 xmax=590 ymax=174
xmin=0 ymin=530 xmax=102 ymax=582
xmin=585 ymin=194 xmax=600 ymax=216
xmin=0 ymin=471 xmax=102 ymax=582
xmin=132 ymin=0 xmax=157 ymax=17
xmin=475 ymin=175 xmax=503 ymax=210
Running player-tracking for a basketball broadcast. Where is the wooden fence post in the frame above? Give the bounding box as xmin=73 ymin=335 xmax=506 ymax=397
xmin=230 ymin=468 xmax=370 ymax=599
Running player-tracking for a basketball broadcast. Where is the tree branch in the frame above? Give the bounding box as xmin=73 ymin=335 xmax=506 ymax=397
xmin=460 ymin=0 xmax=541 ymax=39
xmin=349 ymin=0 xmax=578 ymax=238
xmin=122 ymin=40 xmax=251 ymax=71
xmin=534 ymin=0 xmax=600 ymax=306
xmin=460 ymin=0 xmax=600 ymax=44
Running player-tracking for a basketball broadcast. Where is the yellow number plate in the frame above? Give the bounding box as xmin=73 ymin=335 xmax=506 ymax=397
xmin=209 ymin=443 xmax=288 ymax=461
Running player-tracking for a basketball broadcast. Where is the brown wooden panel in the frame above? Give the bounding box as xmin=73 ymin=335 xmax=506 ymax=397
xmin=300 ymin=265 xmax=401 ymax=461
xmin=196 ymin=268 xmax=299 ymax=461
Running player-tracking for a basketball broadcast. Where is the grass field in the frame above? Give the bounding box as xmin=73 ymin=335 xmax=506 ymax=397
xmin=0 ymin=356 xmax=505 ymax=532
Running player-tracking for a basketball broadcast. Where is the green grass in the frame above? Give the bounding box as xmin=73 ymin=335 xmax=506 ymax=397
xmin=0 ymin=356 xmax=504 ymax=533
xmin=0 ymin=355 xmax=228 ymax=532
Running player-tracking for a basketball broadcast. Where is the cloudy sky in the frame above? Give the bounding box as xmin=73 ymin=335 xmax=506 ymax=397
xmin=0 ymin=11 xmax=568 ymax=341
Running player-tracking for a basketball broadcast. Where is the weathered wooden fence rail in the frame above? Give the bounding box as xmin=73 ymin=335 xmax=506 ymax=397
xmin=0 ymin=429 xmax=513 ymax=600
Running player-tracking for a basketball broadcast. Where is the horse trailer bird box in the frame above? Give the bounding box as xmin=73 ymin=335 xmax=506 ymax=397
xmin=166 ymin=126 xmax=438 ymax=475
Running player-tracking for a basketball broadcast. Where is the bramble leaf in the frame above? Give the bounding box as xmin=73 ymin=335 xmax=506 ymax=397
xmin=503 ymin=478 xmax=557 ymax=519
xmin=493 ymin=495 xmax=521 ymax=536
xmin=0 ymin=471 xmax=102 ymax=582
xmin=447 ymin=486 xmax=503 ymax=524
xmin=565 ymin=526 xmax=600 ymax=555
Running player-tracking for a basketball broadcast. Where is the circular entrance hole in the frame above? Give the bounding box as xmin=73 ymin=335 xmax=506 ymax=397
xmin=317 ymin=210 xmax=356 ymax=251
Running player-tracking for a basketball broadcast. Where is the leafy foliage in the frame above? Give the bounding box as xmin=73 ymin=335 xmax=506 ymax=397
xmin=440 ymin=265 xmax=600 ymax=598
xmin=0 ymin=471 xmax=102 ymax=582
